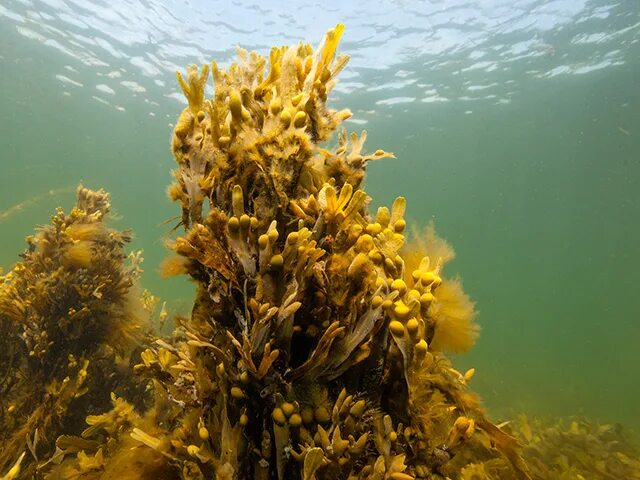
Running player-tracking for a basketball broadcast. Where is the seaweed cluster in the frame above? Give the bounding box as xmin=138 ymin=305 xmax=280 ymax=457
xmin=0 ymin=187 xmax=151 ymax=478
xmin=512 ymin=416 xmax=640 ymax=480
xmin=38 ymin=25 xmax=532 ymax=480
xmin=1 ymin=24 xmax=639 ymax=480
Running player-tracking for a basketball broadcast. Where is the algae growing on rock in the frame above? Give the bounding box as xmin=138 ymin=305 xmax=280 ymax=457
xmin=1 ymin=24 xmax=639 ymax=480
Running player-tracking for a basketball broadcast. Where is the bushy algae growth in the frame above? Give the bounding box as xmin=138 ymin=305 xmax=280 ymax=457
xmin=2 ymin=24 xmax=638 ymax=480
xmin=38 ymin=24 xmax=530 ymax=480
xmin=0 ymin=187 xmax=152 ymax=478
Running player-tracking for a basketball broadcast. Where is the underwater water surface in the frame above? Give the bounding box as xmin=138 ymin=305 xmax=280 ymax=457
xmin=1 ymin=0 xmax=639 ymax=437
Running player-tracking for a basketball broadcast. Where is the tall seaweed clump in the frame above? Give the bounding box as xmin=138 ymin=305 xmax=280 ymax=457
xmin=0 ymin=187 xmax=151 ymax=478
xmin=41 ymin=25 xmax=531 ymax=480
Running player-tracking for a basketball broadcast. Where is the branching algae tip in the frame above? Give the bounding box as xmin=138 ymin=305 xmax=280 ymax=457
xmin=2 ymin=23 xmax=638 ymax=480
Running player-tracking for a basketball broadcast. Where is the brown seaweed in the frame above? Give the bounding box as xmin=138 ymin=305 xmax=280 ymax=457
xmin=0 ymin=186 xmax=152 ymax=477
xmin=2 ymin=24 xmax=638 ymax=480
xmin=39 ymin=24 xmax=531 ymax=480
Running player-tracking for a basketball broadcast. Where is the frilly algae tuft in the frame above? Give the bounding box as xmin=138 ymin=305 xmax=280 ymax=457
xmin=1 ymin=24 xmax=638 ymax=480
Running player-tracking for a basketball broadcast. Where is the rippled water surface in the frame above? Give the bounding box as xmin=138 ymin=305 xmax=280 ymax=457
xmin=1 ymin=0 xmax=639 ymax=432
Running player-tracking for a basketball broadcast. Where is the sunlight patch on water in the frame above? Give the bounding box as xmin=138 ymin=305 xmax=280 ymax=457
xmin=375 ymin=96 xmax=416 ymax=106
xmin=96 ymin=83 xmax=115 ymax=95
xmin=55 ymin=74 xmax=83 ymax=87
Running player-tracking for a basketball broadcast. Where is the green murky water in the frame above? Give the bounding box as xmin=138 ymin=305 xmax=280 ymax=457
xmin=1 ymin=0 xmax=639 ymax=434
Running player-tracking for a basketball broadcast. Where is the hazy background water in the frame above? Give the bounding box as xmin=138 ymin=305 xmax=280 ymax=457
xmin=1 ymin=0 xmax=639 ymax=434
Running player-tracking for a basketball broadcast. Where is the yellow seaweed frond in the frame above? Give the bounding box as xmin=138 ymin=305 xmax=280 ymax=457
xmin=313 ymin=23 xmax=345 ymax=80
xmin=176 ymin=63 xmax=210 ymax=115
xmin=130 ymin=428 xmax=163 ymax=451
xmin=77 ymin=448 xmax=104 ymax=471
xmin=1 ymin=452 xmax=25 ymax=480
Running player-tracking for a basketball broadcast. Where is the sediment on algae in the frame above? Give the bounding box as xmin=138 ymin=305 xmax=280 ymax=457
xmin=0 ymin=186 xmax=152 ymax=478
